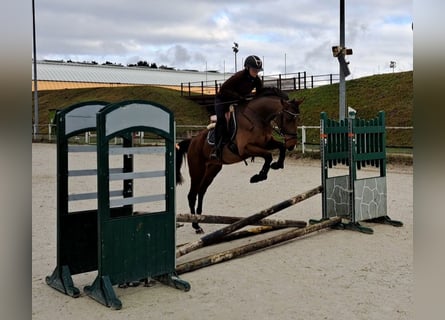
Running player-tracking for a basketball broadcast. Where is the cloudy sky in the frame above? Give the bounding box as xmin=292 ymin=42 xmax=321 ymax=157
xmin=33 ymin=0 xmax=413 ymax=79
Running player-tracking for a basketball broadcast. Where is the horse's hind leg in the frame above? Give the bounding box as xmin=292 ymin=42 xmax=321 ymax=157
xmin=186 ymin=168 xmax=202 ymax=232
xmin=187 ymin=194 xmax=204 ymax=234
xmin=187 ymin=188 xmax=204 ymax=234
xmin=196 ymin=164 xmax=222 ymax=215
xmin=191 ymin=164 xmax=222 ymax=234
xmin=188 ymin=164 xmax=220 ymax=234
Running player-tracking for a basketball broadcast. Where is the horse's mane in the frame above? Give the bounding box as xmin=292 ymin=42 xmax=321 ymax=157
xmin=254 ymin=87 xmax=289 ymax=100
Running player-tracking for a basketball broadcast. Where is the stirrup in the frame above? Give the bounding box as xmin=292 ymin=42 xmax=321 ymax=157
xmin=210 ymin=146 xmax=222 ymax=160
xmin=210 ymin=149 xmax=219 ymax=160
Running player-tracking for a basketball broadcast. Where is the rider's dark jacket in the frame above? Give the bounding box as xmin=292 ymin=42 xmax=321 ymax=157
xmin=216 ymin=69 xmax=263 ymax=102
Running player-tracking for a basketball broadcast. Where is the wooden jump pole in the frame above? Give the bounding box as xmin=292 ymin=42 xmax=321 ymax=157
xmin=221 ymin=226 xmax=281 ymax=242
xmin=176 ymin=185 xmax=323 ymax=258
xmin=176 ymin=226 xmax=282 ymax=249
xmin=176 ymin=216 xmax=342 ymax=275
xmin=176 ymin=214 xmax=307 ymax=228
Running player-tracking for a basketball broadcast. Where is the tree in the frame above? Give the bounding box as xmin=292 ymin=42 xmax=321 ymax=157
xmin=137 ymin=60 xmax=149 ymax=67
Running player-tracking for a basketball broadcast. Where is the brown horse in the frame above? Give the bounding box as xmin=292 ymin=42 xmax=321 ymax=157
xmin=176 ymin=88 xmax=302 ymax=233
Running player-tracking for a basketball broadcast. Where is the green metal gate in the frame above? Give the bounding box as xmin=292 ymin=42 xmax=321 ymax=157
xmin=46 ymin=100 xmax=190 ymax=310
xmin=320 ymin=110 xmax=402 ymax=233
xmin=46 ymin=101 xmax=109 ymax=297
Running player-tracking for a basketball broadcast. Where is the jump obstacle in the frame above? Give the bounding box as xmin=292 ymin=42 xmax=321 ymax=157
xmin=46 ymin=104 xmax=402 ymax=309
xmin=318 ymin=110 xmax=403 ymax=233
xmin=176 ymin=213 xmax=307 ymax=228
xmin=46 ymin=100 xmax=190 ymax=310
xmin=174 ymin=110 xmax=402 ymax=274
xmin=176 ymin=185 xmax=323 ymax=258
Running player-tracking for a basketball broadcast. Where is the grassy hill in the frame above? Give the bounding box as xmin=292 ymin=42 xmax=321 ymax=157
xmin=33 ymin=85 xmax=210 ymax=129
xmin=33 ymin=71 xmax=412 ymax=150
xmin=289 ymin=71 xmax=412 ymax=148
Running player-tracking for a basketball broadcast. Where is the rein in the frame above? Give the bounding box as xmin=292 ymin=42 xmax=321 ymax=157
xmin=272 ymin=103 xmax=299 ymax=140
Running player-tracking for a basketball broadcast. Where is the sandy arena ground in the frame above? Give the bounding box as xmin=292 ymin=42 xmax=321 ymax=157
xmin=32 ymin=143 xmax=413 ymax=320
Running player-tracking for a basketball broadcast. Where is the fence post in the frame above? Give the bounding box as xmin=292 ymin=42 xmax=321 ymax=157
xmin=304 ymin=72 xmax=307 ymax=89
xmin=301 ymin=126 xmax=306 ymax=154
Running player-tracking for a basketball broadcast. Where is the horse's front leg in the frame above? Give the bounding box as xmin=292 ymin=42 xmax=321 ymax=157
xmin=250 ymin=152 xmax=272 ymax=183
xmin=268 ymin=139 xmax=286 ymax=170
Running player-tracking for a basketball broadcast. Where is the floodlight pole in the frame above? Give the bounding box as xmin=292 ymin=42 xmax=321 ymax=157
xmin=284 ymin=53 xmax=287 ymax=77
xmin=339 ymin=0 xmax=346 ymax=121
xmin=32 ymin=0 xmax=39 ymax=137
xmin=232 ymin=42 xmax=239 ymax=72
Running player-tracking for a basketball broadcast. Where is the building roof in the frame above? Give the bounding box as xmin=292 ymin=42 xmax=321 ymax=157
xmin=32 ymin=60 xmax=232 ymax=86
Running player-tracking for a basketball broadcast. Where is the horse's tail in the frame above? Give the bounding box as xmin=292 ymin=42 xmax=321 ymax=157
xmin=176 ymin=139 xmax=191 ymax=185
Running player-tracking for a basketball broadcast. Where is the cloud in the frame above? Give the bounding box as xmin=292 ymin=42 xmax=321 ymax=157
xmin=34 ymin=0 xmax=413 ymax=78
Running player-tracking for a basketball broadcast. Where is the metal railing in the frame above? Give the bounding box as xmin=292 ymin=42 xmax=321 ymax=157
xmin=180 ymin=72 xmax=340 ymax=97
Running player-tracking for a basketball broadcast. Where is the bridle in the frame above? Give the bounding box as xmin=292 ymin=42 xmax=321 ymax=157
xmin=243 ymin=96 xmax=300 ymax=142
xmin=272 ymin=100 xmax=299 ymax=141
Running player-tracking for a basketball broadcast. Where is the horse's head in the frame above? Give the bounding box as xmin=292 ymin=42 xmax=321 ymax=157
xmin=275 ymin=98 xmax=302 ymax=150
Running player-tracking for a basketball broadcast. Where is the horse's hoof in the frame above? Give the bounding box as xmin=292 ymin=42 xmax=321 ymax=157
xmin=270 ymin=162 xmax=284 ymax=170
xmin=195 ymin=227 xmax=205 ymax=234
xmin=250 ymin=174 xmax=267 ymax=183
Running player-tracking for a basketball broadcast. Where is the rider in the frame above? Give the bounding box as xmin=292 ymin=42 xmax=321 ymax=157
xmin=210 ymin=55 xmax=264 ymax=160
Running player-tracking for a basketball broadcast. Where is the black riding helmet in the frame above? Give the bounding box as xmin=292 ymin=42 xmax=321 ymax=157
xmin=244 ymin=55 xmax=263 ymax=71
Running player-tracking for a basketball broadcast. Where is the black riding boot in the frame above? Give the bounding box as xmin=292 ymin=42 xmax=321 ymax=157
xmin=210 ymin=121 xmax=225 ymax=160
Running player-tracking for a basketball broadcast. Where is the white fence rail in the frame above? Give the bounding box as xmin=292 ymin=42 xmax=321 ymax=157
xmin=298 ymin=125 xmax=413 ymax=153
xmin=34 ymin=124 xmax=413 ymax=154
